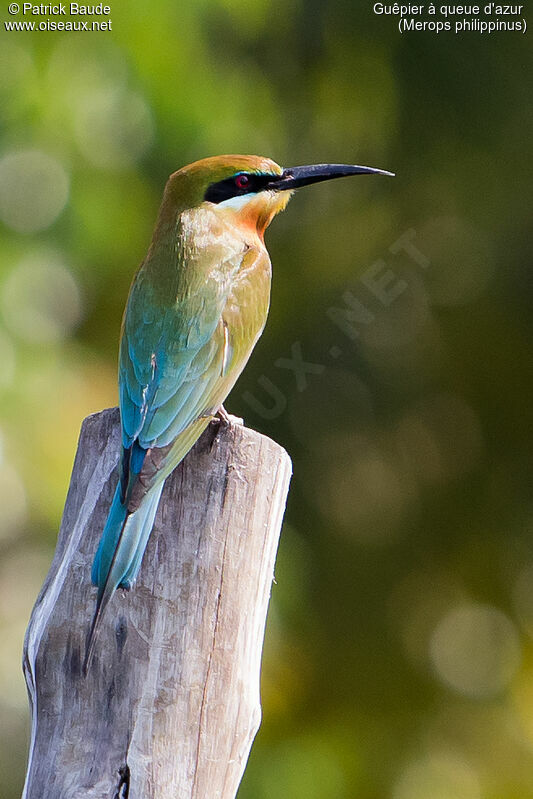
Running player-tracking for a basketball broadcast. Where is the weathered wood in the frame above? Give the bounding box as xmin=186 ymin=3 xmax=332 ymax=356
xmin=22 ymin=408 xmax=291 ymax=799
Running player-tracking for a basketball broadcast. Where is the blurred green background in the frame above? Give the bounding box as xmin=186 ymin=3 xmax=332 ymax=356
xmin=1 ymin=2 xmax=532 ymax=797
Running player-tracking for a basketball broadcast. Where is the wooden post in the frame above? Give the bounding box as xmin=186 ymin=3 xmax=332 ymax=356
xmin=22 ymin=407 xmax=291 ymax=799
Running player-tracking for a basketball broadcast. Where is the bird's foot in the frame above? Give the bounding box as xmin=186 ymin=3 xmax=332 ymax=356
xmin=216 ymin=405 xmax=232 ymax=425
xmin=214 ymin=405 xmax=244 ymax=427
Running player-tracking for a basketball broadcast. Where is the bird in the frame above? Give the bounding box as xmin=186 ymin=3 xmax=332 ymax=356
xmin=84 ymin=154 xmax=394 ymax=672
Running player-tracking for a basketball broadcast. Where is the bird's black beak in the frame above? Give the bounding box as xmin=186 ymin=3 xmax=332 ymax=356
xmin=267 ymin=163 xmax=394 ymax=191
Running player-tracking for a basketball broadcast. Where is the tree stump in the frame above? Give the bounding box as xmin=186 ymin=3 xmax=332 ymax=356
xmin=22 ymin=407 xmax=292 ymax=799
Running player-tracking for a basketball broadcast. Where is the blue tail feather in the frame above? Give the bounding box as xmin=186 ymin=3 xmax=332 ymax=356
xmin=119 ymin=483 xmax=164 ymax=589
xmin=91 ymin=484 xmax=128 ymax=586
xmin=84 ymin=481 xmax=163 ymax=673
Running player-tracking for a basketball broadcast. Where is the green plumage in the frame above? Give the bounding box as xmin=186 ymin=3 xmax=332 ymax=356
xmin=85 ymin=153 xmax=392 ymax=671
xmin=85 ymin=156 xmax=281 ymax=670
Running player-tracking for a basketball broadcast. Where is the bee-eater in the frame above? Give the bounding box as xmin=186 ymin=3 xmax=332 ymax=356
xmin=85 ymin=154 xmax=393 ymax=670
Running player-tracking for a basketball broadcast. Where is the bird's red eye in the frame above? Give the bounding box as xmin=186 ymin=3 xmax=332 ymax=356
xmin=235 ymin=174 xmax=250 ymax=190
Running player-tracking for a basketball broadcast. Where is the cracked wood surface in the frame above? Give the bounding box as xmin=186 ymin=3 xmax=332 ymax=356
xmin=22 ymin=407 xmax=291 ymax=799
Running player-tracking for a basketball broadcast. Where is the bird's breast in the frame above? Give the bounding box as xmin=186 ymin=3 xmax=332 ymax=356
xmin=224 ymin=245 xmax=271 ymax=337
xmin=143 ymin=205 xmax=272 ymax=365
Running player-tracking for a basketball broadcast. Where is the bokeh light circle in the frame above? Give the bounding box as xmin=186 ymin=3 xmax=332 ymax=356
xmin=393 ymin=753 xmax=481 ymax=799
xmin=0 ymin=150 xmax=69 ymax=234
xmin=73 ymin=88 xmax=154 ymax=169
xmin=430 ymin=603 xmax=521 ymax=698
xmin=1 ymin=252 xmax=83 ymax=344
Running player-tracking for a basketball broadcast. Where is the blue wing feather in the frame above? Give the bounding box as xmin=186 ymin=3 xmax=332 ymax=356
xmin=86 ymin=217 xmax=253 ymax=670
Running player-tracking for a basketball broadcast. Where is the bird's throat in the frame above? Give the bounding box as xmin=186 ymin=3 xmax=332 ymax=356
xmin=218 ymin=190 xmax=293 ymax=239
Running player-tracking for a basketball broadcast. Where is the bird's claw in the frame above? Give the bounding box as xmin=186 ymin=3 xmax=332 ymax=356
xmin=213 ymin=405 xmax=244 ymax=426
xmin=216 ymin=405 xmax=232 ymax=425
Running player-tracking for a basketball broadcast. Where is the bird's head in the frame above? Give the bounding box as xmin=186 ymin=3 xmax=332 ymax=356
xmin=161 ymin=154 xmax=394 ymax=239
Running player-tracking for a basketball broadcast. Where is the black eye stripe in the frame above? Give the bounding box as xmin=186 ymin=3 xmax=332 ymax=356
xmin=204 ymin=173 xmax=275 ymax=204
